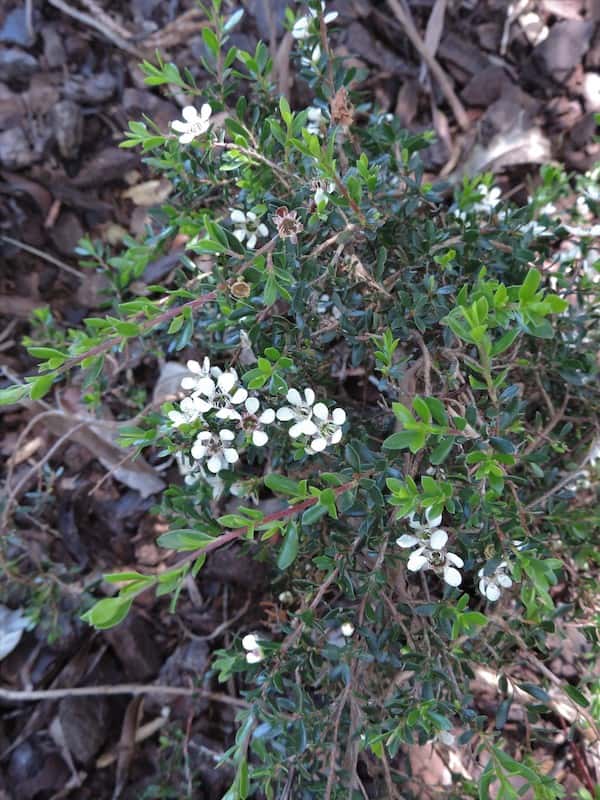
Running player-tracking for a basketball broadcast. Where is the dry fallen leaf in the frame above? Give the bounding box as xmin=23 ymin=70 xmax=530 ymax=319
xmin=451 ymin=119 xmax=552 ymax=181
xmin=122 ymin=179 xmax=173 ymax=207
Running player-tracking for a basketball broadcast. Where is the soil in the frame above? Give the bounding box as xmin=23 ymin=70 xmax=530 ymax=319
xmin=0 ymin=0 xmax=598 ymax=797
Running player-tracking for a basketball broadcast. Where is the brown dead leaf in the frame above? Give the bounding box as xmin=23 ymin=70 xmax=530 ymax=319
xmin=452 ymin=119 xmax=551 ymax=181
xmin=111 ymin=696 xmax=143 ymax=800
xmin=420 ymin=0 xmax=447 ymax=84
xmin=39 ymin=407 xmax=165 ymax=498
xmin=122 ymin=179 xmax=173 ymax=207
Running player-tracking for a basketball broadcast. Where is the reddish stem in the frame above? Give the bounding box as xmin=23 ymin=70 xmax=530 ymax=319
xmin=173 ymin=479 xmax=357 ymax=568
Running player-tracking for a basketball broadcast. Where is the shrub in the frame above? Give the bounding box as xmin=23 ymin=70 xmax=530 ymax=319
xmin=2 ymin=2 xmax=599 ymax=797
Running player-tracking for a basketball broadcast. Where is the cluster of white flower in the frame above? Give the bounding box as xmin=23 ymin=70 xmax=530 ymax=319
xmin=397 ymin=510 xmax=516 ymax=601
xmin=454 ymin=184 xmax=502 ymax=221
xmin=292 ymin=2 xmax=338 ymax=64
xmin=396 ymin=509 xmax=464 ymax=587
xmin=276 ymin=387 xmax=346 ymax=453
xmin=167 ymin=362 xmax=348 ymax=480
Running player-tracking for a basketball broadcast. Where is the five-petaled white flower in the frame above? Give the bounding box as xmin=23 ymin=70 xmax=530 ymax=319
xmin=180 ymin=357 xmax=221 ymax=392
xmin=397 ymin=513 xmax=463 ymax=587
xmin=230 ymin=209 xmax=269 ymax=250
xmin=171 ymin=104 xmax=212 ymax=144
xmin=276 ymin=387 xmax=319 ymax=438
xmin=242 ymin=633 xmax=264 ymax=664
xmin=191 ymin=370 xmax=248 ymax=420
xmin=191 ymin=429 xmax=239 ymax=473
xmin=478 ymin=561 xmax=513 ymax=602
xmin=292 ymin=3 xmax=338 ymax=39
xmin=306 ymin=403 xmax=346 ymax=453
xmin=242 ymin=396 xmax=276 ymax=446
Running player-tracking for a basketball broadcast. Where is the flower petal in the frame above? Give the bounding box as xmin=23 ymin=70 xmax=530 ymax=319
xmin=218 ymin=371 xmax=237 ymax=394
xmin=224 ymin=448 xmax=239 ymax=464
xmin=313 ymin=402 xmax=329 ymax=422
xmin=286 ymin=388 xmax=302 ymax=406
xmin=171 ymin=120 xmax=188 ymax=132
xmin=179 ymin=132 xmax=195 ymax=144
xmin=407 ymin=552 xmax=428 ymax=572
xmin=276 ymin=406 xmax=294 ymax=421
xmin=485 ymin=583 xmax=501 ymax=601
xmin=444 ymin=566 xmax=462 ymax=587
xmin=304 ymin=387 xmax=315 ymax=406
xmin=252 ymin=430 xmax=269 ymax=447
xmin=429 ymin=529 xmax=448 ymax=550
xmin=206 ymin=455 xmax=222 ymax=473
xmin=245 ymin=396 xmax=260 ymax=415
xmin=219 ymin=429 xmax=235 ymax=442
xmin=242 ymin=633 xmax=258 ymax=650
xmin=247 ymin=234 xmax=257 ymax=250
xmin=233 ymin=228 xmax=246 ymax=242
xmin=259 ymin=408 xmax=275 ymax=424
xmin=199 ymin=103 xmax=212 ymax=121
xmin=310 ymin=436 xmax=327 ymax=452
xmin=182 ymin=105 xmax=198 ymax=122
xmin=396 ymin=534 xmax=419 ymax=548
xmin=332 ymin=408 xmax=346 ymax=426
xmin=446 ymin=551 xmax=464 ymax=568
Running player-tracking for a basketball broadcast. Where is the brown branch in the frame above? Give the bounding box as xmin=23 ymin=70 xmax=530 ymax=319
xmin=0 ymin=683 xmax=249 ymax=708
xmin=172 ymin=479 xmax=357 ymax=570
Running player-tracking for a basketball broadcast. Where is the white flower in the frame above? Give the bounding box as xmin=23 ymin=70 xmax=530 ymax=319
xmin=180 ymin=357 xmax=221 ymax=392
xmin=340 ymin=621 xmax=355 ymax=637
xmin=478 ymin=561 xmax=513 ymax=602
xmin=242 ymin=633 xmax=264 ymax=664
xmin=307 ymin=106 xmax=323 ymax=136
xmin=170 ymin=104 xmax=212 ymax=144
xmin=316 ymin=293 xmax=341 ymax=318
xmin=190 ymin=429 xmax=239 ymax=473
xmin=167 ymin=396 xmax=201 ymax=428
xmin=306 ymin=402 xmax=346 ymax=453
xmin=191 ymin=370 xmax=248 ymax=420
xmin=292 ymin=3 xmax=338 ymax=39
xmin=396 ymin=507 xmax=446 ymax=548
xmin=276 ymin=387 xmax=319 ymax=438
xmin=230 ymin=209 xmax=269 ymax=250
xmin=242 ymin=396 xmax=276 ymax=446
xmin=399 ymin=520 xmax=463 ymax=587
xmin=312 ymin=179 xmax=335 ymax=207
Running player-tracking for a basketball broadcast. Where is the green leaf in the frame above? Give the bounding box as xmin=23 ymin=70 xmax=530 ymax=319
xmin=519 ymin=268 xmax=541 ymax=302
xmin=29 ymin=373 xmax=56 ymax=400
xmin=277 ymin=524 xmax=299 ymax=570
xmin=430 ymin=436 xmax=455 ymax=465
xmin=218 ymin=514 xmax=250 ymax=528
xmin=81 ymin=597 xmax=133 ymax=629
xmin=264 ymin=474 xmax=304 ymax=496
xmin=157 ymin=529 xmax=216 ymax=551
xmin=0 ymin=384 xmax=30 ymax=406
xmin=562 ymin=684 xmax=589 ymax=707
xmin=301 ymin=503 xmax=327 ymax=526
xmin=27 ymin=347 xmax=67 ymax=363
xmin=202 ymin=27 xmax=220 ymax=57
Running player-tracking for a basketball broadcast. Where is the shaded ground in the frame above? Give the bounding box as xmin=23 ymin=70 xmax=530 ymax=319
xmin=0 ymin=0 xmax=599 ymax=797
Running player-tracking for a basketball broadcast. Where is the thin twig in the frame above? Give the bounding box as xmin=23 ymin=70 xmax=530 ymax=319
xmin=385 ymin=0 xmax=470 ymax=131
xmin=0 ymin=235 xmax=84 ymax=280
xmin=324 ymin=683 xmax=351 ymax=800
xmin=46 ymin=0 xmax=144 ymax=57
xmin=0 ymin=683 xmax=249 ymax=708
